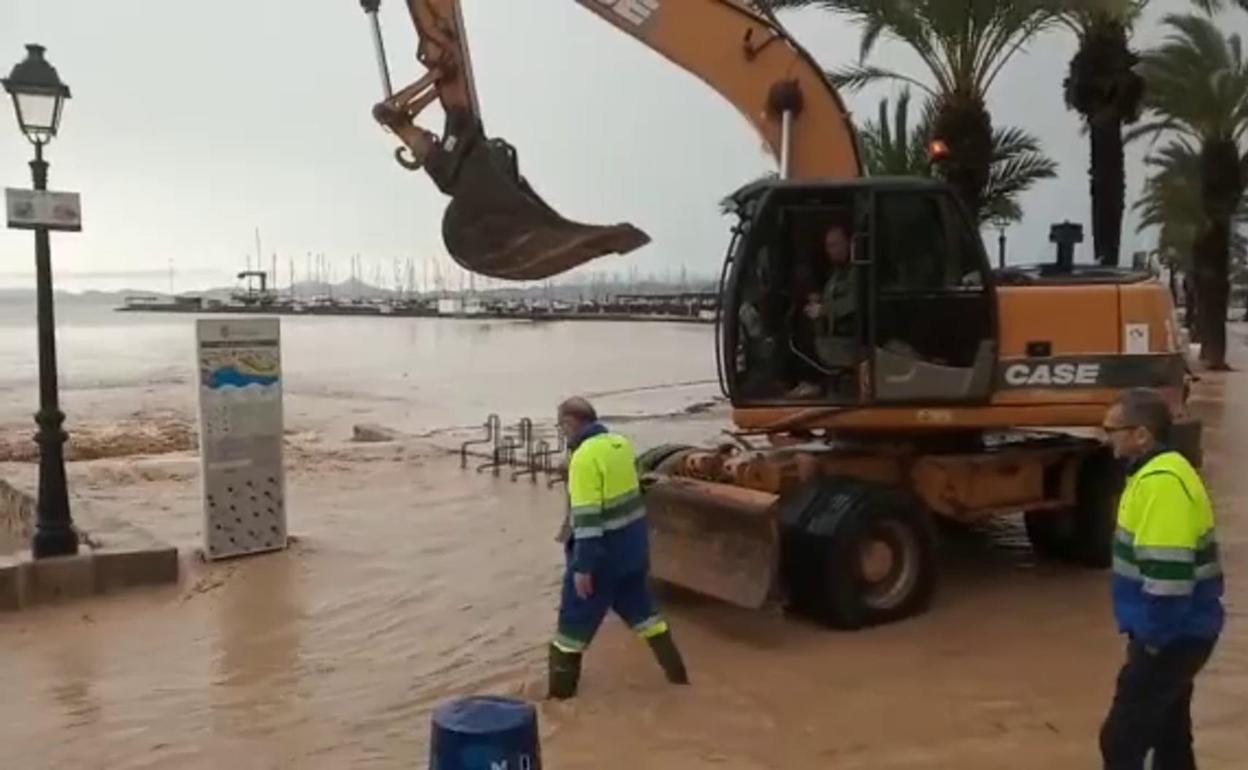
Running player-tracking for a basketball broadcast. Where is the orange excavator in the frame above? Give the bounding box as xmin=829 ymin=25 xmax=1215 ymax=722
xmin=360 ymin=0 xmax=1202 ymax=628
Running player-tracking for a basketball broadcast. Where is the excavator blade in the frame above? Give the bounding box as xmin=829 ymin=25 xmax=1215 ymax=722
xmin=436 ymin=133 xmax=650 ymax=281
xmin=643 ymin=476 xmax=781 ymax=610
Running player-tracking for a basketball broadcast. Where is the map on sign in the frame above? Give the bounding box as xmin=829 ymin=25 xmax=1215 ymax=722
xmin=195 ymin=318 xmax=288 ymax=561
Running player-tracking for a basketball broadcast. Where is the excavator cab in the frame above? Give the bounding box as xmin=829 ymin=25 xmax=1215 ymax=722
xmin=722 ymin=178 xmax=998 ymax=411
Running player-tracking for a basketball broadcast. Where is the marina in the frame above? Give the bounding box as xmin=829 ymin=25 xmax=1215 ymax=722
xmin=117 ymin=276 xmax=720 ymax=324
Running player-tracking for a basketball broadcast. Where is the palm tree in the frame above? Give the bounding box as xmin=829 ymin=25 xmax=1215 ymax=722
xmin=721 ymin=89 xmax=1057 ymax=223
xmin=1189 ymin=0 xmax=1248 ymax=12
xmin=1131 ymin=13 xmax=1248 ymax=368
xmin=859 ymin=89 xmax=1057 ymax=224
xmin=1058 ymin=0 xmax=1148 ymax=267
xmin=761 ymin=0 xmax=1060 ymax=221
xmin=720 ymin=89 xmax=1057 ymax=224
xmin=858 ymin=89 xmax=929 ymax=177
xmin=1135 ymin=141 xmax=1248 ymax=335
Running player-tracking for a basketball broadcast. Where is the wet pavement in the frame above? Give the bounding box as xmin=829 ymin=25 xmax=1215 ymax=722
xmin=1 ymin=355 xmax=1245 ymax=768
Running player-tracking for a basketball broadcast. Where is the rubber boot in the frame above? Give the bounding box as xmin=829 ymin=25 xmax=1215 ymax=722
xmin=646 ymin=629 xmax=689 ymax=685
xmin=547 ymin=643 xmax=582 ymax=700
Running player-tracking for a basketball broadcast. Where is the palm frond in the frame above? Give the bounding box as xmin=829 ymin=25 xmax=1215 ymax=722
xmin=826 ymin=65 xmax=934 ymax=95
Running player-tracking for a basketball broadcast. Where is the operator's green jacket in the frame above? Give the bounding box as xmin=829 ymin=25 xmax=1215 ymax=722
xmin=1112 ymin=448 xmax=1224 ymax=648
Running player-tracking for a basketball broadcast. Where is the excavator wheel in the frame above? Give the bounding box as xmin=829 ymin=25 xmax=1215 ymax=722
xmin=779 ymin=478 xmax=937 ymax=630
xmin=1024 ymin=450 xmax=1123 ymax=568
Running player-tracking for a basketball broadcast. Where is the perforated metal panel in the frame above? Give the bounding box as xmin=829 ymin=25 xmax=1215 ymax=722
xmin=195 ymin=318 xmax=288 ymax=560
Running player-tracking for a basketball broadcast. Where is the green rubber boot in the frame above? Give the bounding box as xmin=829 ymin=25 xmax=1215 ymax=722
xmin=647 ymin=629 xmax=690 ymax=685
xmin=547 ymin=643 xmax=583 ymax=700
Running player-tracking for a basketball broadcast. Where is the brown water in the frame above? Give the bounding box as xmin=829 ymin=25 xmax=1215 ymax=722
xmin=1 ymin=331 xmax=1246 ymax=768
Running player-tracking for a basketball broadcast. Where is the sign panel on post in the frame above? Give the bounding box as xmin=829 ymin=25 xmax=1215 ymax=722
xmin=195 ymin=318 xmax=288 ymax=560
xmin=5 ymin=188 xmax=82 ymax=231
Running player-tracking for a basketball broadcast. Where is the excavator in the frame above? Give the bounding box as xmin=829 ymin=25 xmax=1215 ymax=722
xmin=358 ymin=0 xmax=1203 ymax=628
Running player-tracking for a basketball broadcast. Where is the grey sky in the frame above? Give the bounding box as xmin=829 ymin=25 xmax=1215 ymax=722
xmin=1 ymin=0 xmax=1245 ymax=293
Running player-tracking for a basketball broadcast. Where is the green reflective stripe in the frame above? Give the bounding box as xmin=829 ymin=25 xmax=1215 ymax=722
xmin=602 ymin=492 xmax=642 ymax=519
xmin=1143 ymin=577 xmax=1195 ymax=597
xmin=570 ymin=504 xmax=602 ymax=519
xmin=1136 ymin=546 xmax=1195 ymax=563
xmin=1195 ymin=542 xmax=1218 ymax=565
xmin=1113 ymin=539 xmax=1137 ymax=566
xmin=572 ymin=510 xmax=603 ymax=528
xmin=1195 ymin=562 xmax=1223 ymax=580
xmin=603 ymin=488 xmax=641 ymax=511
xmin=573 ymin=526 xmax=603 ymax=539
xmin=1115 ymin=527 xmax=1134 ymax=545
xmin=1113 ymin=556 xmax=1141 ymax=580
xmin=602 ymin=506 xmax=645 ymax=532
xmin=553 ymin=634 xmax=587 ymax=653
xmin=1139 ymin=559 xmax=1196 ymax=581
xmin=634 ymin=616 xmax=668 ymax=639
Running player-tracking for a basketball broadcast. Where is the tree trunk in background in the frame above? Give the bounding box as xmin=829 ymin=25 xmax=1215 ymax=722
xmin=1090 ymin=118 xmax=1125 ymax=266
xmin=1064 ymin=20 xmax=1142 ymax=268
xmin=932 ymin=93 xmax=993 ymax=221
xmin=1196 ymin=139 xmax=1243 ymax=370
xmin=1194 ymin=223 xmax=1230 ymax=369
xmin=1183 ymin=273 xmax=1200 ymax=343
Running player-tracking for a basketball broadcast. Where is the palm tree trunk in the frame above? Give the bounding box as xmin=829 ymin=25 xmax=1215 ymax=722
xmin=1090 ymin=118 xmax=1125 ymax=266
xmin=1197 ymin=139 xmax=1243 ymax=369
xmin=1194 ymin=224 xmax=1230 ymax=369
xmin=1183 ymin=273 xmax=1201 ymax=341
xmin=932 ymin=93 xmax=993 ymax=219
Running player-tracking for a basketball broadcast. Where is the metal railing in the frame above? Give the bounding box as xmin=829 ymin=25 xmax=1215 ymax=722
xmin=460 ymin=414 xmax=567 ymax=486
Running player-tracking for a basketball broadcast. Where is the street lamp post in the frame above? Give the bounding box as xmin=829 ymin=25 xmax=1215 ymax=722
xmin=3 ymin=44 xmax=77 ymax=558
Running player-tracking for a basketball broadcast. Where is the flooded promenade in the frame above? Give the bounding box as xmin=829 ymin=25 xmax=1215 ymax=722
xmin=0 ymin=315 xmax=1244 ymax=768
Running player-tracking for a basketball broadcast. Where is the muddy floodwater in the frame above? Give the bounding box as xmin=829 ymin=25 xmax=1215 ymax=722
xmin=1 ymin=307 xmax=1245 ymax=768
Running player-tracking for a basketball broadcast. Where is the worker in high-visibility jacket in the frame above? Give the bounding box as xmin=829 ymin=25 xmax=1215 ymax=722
xmin=1099 ymin=388 xmax=1223 ymax=770
xmin=547 ymin=396 xmax=689 ymax=699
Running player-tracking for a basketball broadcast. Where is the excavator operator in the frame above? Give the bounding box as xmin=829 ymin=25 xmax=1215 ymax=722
xmin=789 ymin=216 xmax=859 ymax=398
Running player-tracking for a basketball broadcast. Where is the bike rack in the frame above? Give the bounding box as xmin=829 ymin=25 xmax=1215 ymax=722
xmin=478 ymin=434 xmax=518 ymax=476
xmin=510 ymin=418 xmax=536 ymax=482
xmin=462 ymin=413 xmax=568 ymax=484
xmin=460 ymin=414 xmax=500 ymax=469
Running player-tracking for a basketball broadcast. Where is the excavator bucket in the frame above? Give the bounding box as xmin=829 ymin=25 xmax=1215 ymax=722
xmin=643 ymin=476 xmax=781 ymax=610
xmin=433 ymin=129 xmax=650 ymax=281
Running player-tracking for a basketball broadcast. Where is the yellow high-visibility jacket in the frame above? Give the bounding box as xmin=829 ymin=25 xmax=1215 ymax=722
xmin=565 ymin=424 xmax=648 ymax=576
xmin=1112 ymin=449 xmax=1224 ymax=647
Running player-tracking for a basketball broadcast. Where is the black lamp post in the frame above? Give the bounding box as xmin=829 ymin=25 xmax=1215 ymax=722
xmin=3 ymin=44 xmax=77 ymax=558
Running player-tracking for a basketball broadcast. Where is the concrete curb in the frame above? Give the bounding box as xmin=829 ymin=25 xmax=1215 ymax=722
xmin=0 ymin=477 xmax=179 ymax=612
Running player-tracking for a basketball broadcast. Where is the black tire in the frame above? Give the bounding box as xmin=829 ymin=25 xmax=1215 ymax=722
xmin=780 ymin=478 xmax=937 ymax=630
xmin=1024 ymin=450 xmax=1122 ymax=568
xmin=635 ymin=443 xmax=693 ymax=475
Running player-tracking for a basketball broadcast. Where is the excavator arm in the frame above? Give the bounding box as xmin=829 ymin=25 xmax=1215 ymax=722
xmin=360 ymin=0 xmax=862 ymax=281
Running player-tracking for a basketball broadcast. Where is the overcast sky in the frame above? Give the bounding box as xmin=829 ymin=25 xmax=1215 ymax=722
xmin=1 ymin=0 xmax=1245 ymax=293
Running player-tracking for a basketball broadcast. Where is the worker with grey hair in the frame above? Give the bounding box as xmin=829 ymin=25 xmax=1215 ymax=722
xmin=547 ymin=396 xmax=689 ymax=699
xmin=1098 ymin=387 xmax=1223 ymax=769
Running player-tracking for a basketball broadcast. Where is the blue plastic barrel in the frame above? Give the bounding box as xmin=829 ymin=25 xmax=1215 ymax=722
xmin=430 ymin=696 xmax=541 ymax=770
